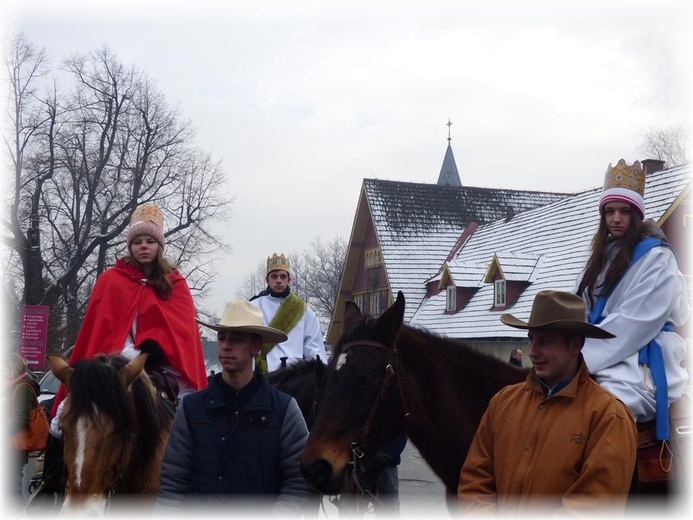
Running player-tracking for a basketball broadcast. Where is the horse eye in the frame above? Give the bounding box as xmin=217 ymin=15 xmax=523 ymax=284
xmin=359 ymin=378 xmax=378 ymax=391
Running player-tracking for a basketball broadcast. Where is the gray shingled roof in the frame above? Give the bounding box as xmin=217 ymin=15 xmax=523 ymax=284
xmin=409 ymin=163 xmax=691 ymax=338
xmin=365 ymin=178 xmax=572 ymax=321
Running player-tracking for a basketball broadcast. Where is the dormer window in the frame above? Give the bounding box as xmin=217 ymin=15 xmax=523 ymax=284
xmin=483 ymin=252 xmax=539 ymax=310
xmin=494 ymin=279 xmax=506 ymax=306
xmin=446 ymin=286 xmax=457 ymax=311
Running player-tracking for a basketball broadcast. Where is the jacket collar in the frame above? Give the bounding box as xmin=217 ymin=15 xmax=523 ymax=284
xmin=525 ymin=356 xmax=589 ymax=400
xmin=206 ymin=372 xmax=272 ymax=411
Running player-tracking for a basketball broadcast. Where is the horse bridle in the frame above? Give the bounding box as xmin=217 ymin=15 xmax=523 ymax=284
xmin=338 ymin=339 xmax=410 ymax=503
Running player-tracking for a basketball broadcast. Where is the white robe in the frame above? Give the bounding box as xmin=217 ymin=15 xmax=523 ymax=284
xmin=250 ymin=294 xmax=328 ymax=372
xmin=575 ymin=245 xmax=689 ymax=423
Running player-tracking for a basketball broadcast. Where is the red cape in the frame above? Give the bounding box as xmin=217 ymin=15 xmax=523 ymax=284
xmin=52 ymin=259 xmax=207 ymax=416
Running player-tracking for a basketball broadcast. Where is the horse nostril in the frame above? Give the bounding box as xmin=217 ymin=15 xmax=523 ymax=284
xmin=301 ymin=459 xmax=333 ymax=487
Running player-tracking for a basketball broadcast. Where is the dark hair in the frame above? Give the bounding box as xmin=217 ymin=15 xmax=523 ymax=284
xmin=122 ymin=247 xmax=176 ymax=299
xmin=564 ymin=334 xmax=585 ymax=347
xmin=577 ymin=205 xmax=645 ymax=300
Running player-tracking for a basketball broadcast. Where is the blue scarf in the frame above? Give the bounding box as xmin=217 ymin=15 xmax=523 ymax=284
xmin=587 ymin=236 xmax=671 ymax=440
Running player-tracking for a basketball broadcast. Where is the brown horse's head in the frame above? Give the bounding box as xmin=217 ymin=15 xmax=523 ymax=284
xmin=49 ymin=353 xmax=171 ymax=515
xmin=300 ymin=291 xmax=406 ymax=494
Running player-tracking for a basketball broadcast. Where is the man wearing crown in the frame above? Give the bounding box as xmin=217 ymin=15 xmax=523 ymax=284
xmin=249 ymin=253 xmax=327 ymax=374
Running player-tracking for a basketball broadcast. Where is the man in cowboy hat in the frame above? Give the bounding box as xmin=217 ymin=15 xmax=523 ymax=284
xmin=458 ymin=290 xmax=637 ymax=515
xmin=156 ymin=300 xmax=311 ymax=515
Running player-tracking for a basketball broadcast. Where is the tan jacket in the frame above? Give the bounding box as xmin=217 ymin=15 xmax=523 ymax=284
xmin=458 ymin=360 xmax=637 ymax=515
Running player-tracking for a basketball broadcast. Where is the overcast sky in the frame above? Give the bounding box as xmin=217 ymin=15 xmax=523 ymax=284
xmin=2 ymin=0 xmax=691 ymax=319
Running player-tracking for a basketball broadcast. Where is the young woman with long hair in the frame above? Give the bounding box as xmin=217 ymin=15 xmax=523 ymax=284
xmin=574 ymin=159 xmax=688 ymax=495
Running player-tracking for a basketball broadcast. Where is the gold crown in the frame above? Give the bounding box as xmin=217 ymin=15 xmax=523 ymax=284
xmin=267 ymin=253 xmax=290 ymax=275
xmin=603 ymin=159 xmax=645 ymax=196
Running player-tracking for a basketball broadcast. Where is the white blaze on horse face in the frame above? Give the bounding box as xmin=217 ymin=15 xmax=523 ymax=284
xmin=335 ymin=352 xmax=348 ymax=371
xmin=73 ymin=415 xmax=89 ymax=488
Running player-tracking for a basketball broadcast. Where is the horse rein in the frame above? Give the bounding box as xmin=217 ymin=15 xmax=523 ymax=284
xmin=339 ymin=339 xmax=410 ymax=503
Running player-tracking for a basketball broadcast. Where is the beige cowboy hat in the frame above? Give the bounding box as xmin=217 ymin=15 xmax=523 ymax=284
xmin=197 ymin=300 xmax=288 ymax=344
xmin=500 ymin=290 xmax=615 ymax=339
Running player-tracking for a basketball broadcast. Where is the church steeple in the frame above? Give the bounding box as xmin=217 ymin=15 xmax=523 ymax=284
xmin=437 ymin=118 xmax=461 ymax=187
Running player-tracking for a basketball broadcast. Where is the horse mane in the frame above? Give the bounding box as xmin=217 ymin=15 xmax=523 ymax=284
xmin=65 ymin=354 xmax=171 ymax=475
xmin=333 ymin=311 xmax=527 ymax=407
xmin=67 ymin=355 xmax=137 ymax=433
xmin=399 ymin=323 xmax=527 ymax=411
xmin=401 ymin=323 xmax=525 ymax=373
xmin=267 ymin=358 xmax=321 ymax=387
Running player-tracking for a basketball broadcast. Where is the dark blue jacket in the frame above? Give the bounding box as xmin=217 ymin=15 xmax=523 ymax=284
xmin=156 ymin=373 xmax=310 ymax=514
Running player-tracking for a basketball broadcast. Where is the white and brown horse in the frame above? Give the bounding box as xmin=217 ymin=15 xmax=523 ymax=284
xmin=48 ymin=353 xmax=173 ymax=515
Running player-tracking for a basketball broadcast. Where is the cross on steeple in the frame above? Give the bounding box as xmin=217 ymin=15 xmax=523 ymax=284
xmin=446 ymin=118 xmax=453 ymax=142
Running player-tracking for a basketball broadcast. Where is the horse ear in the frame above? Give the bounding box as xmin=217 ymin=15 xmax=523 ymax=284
xmin=48 ymin=355 xmax=74 ymax=387
xmin=314 ymin=355 xmax=326 ymax=388
xmin=343 ymin=300 xmax=362 ymax=331
xmin=120 ymin=353 xmax=148 ymax=388
xmin=375 ymin=291 xmax=405 ymax=343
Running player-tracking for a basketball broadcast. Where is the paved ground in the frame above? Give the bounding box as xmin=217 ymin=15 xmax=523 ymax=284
xmin=397 ymin=441 xmax=450 ymax=517
xmin=18 ymin=442 xmax=451 ymax=518
xmin=316 ymin=441 xmax=450 ymax=518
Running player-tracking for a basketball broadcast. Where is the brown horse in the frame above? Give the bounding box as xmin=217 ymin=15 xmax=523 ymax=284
xmin=48 ymin=353 xmax=173 ymax=515
xmin=300 ymin=291 xmax=527 ymax=505
xmin=267 ymin=357 xmax=326 ymax=430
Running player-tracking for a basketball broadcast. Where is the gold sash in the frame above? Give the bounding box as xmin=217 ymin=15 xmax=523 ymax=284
xmin=254 ymin=293 xmax=306 ymax=375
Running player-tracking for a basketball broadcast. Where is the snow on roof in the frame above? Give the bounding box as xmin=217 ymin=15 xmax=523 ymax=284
xmin=365 ymin=178 xmax=570 ymax=320
xmin=485 ymin=252 xmax=542 ymax=282
xmin=409 ymin=164 xmax=691 ymax=339
xmin=434 ymin=261 xmax=489 ymax=288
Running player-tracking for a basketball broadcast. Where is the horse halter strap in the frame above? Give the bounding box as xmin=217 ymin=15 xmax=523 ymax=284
xmin=340 ymin=339 xmax=409 ymax=452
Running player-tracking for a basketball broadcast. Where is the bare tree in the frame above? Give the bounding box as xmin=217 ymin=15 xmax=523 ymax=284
xmin=2 ymin=36 xmax=232 ymax=352
xmin=286 ymin=250 xmax=308 ymax=302
xmin=293 ymin=236 xmax=346 ymax=321
xmin=2 ymin=33 xmax=50 ymax=308
xmin=639 ymin=124 xmax=689 ymax=167
xmin=235 ymin=260 xmax=267 ymax=302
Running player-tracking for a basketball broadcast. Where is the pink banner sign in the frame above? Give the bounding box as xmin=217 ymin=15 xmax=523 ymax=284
xmin=19 ymin=305 xmax=49 ymax=370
